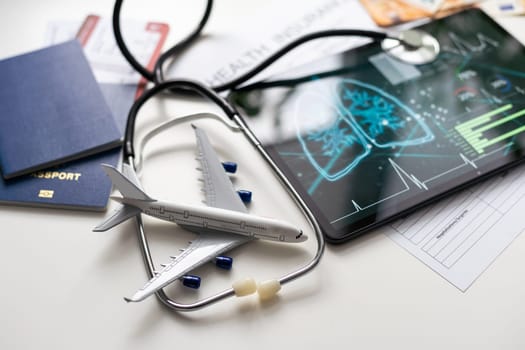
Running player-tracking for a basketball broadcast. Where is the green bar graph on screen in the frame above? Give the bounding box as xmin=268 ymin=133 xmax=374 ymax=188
xmin=454 ymin=104 xmax=525 ymax=154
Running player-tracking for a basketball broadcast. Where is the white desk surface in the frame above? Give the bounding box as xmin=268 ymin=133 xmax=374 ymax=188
xmin=1 ymin=1 xmax=524 ymax=349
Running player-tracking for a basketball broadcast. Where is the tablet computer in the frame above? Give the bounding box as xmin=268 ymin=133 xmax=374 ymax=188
xmin=228 ymin=8 xmax=525 ymax=243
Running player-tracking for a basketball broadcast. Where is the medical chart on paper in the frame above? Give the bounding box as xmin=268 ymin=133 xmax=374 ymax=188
xmin=383 ymin=163 xmax=525 ymax=291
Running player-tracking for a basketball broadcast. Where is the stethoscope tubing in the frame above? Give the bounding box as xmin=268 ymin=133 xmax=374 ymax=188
xmin=111 ymin=0 xmax=437 ymax=311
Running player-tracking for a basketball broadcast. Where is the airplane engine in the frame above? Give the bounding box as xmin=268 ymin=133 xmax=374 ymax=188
xmin=181 ymin=274 xmax=201 ymax=289
xmin=236 ymin=190 xmax=252 ymax=203
xmin=215 ymin=255 xmax=233 ymax=270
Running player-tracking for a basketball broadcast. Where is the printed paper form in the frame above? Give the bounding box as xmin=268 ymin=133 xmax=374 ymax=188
xmin=164 ymin=0 xmax=377 ymax=87
xmin=384 ymin=163 xmax=525 ymax=291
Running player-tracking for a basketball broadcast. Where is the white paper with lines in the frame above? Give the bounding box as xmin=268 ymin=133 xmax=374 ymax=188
xmin=384 ymin=163 xmax=525 ymax=291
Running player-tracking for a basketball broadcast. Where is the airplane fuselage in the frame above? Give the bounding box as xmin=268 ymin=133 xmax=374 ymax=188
xmin=118 ymin=198 xmax=306 ymax=243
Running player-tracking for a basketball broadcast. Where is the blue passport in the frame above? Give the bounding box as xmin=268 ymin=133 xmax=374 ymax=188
xmin=0 ymin=83 xmax=137 ymax=210
xmin=0 ymin=40 xmax=122 ymax=179
xmin=0 ymin=149 xmax=121 ymax=210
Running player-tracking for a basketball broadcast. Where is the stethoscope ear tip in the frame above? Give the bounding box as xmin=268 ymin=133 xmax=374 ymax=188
xmin=232 ymin=278 xmax=282 ymax=300
xmin=233 ymin=277 xmax=257 ymax=297
xmin=257 ymin=280 xmax=282 ymax=300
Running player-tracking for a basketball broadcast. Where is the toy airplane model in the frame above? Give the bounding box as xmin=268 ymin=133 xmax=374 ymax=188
xmin=94 ymin=125 xmax=307 ymax=302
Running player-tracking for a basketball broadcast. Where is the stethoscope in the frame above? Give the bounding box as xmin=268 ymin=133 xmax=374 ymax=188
xmin=112 ymin=0 xmax=440 ymax=311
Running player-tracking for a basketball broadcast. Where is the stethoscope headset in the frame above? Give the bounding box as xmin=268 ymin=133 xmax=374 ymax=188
xmin=112 ymin=0 xmax=440 ymax=311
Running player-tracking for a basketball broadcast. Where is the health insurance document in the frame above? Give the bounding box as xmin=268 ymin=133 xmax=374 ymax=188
xmin=164 ymin=0 xmax=378 ymax=87
xmin=382 ymin=162 xmax=525 ymax=291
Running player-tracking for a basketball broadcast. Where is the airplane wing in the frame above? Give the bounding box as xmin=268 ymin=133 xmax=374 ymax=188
xmin=126 ymin=232 xmax=251 ymax=302
xmin=192 ymin=124 xmax=248 ymax=213
xmin=126 ymin=125 xmax=253 ymax=302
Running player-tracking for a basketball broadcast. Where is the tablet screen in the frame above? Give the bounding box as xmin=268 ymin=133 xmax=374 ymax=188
xmin=229 ymin=9 xmax=525 ymax=243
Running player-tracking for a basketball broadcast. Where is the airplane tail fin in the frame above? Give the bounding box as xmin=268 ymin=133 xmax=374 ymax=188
xmin=101 ymin=164 xmax=153 ymax=201
xmin=93 ymin=164 xmax=152 ymax=232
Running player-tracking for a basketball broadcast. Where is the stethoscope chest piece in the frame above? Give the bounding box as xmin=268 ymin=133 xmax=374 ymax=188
xmin=382 ymin=29 xmax=440 ymax=65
